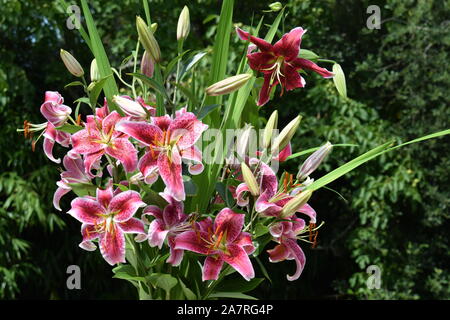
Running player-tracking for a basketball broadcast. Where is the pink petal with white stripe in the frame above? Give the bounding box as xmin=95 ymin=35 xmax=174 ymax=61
xmin=109 ymin=190 xmax=146 ymax=222
xmin=221 ymin=244 xmax=255 ymax=281
xmin=202 ymin=256 xmax=224 ymax=281
xmin=99 ymin=225 xmax=126 ymax=265
xmin=68 ymin=197 xmax=105 ymax=224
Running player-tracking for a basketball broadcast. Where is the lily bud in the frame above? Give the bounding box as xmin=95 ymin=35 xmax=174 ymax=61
xmin=241 ymin=162 xmax=259 ymax=196
xmin=271 ymin=115 xmax=302 ymax=156
xmin=280 ymin=189 xmax=312 ymax=219
xmin=263 ymin=110 xmax=278 ymax=149
xmin=136 ymin=16 xmax=161 ymax=62
xmin=177 ymin=6 xmax=190 ymax=41
xmin=236 ymin=124 xmax=253 ymax=159
xmin=140 ymin=51 xmax=154 ymax=78
xmin=206 ymin=73 xmax=253 ymax=96
xmin=151 ymin=23 xmax=158 ymax=33
xmin=297 ymin=142 xmax=333 ymax=180
xmin=60 ymin=49 xmax=84 ymax=77
xmin=269 ymin=2 xmax=283 ymax=11
xmin=87 ymin=82 xmax=96 ymax=91
xmin=90 ymin=58 xmax=100 ymax=82
xmin=113 ymin=95 xmax=147 ymax=118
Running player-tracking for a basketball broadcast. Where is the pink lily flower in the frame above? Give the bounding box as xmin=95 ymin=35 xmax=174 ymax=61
xmin=116 ymin=109 xmax=208 ymax=201
xmin=236 ymin=27 xmax=334 ymax=106
xmin=40 ymin=91 xmax=72 ymax=127
xmin=53 ymin=154 xmax=100 ymax=211
xmin=174 ymin=208 xmax=255 ymax=281
xmin=236 ymin=158 xmax=316 ymax=222
xmin=68 ymin=186 xmax=146 ymax=265
xmin=43 ymin=122 xmax=71 ymax=163
xmin=71 ymin=111 xmax=138 ymax=174
xmin=267 ymin=217 xmax=307 ymax=281
xmin=142 ymin=193 xmax=191 ymax=266
xmin=113 ymin=95 xmax=156 ymax=119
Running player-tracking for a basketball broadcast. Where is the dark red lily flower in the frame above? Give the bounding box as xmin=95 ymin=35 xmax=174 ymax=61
xmin=236 ymin=27 xmax=334 ymax=106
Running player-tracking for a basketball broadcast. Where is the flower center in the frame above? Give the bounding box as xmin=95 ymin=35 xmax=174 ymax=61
xmin=262 ymin=56 xmax=285 ymax=85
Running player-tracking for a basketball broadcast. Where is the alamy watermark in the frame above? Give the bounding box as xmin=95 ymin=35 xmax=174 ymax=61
xmin=66 ymin=5 xmax=81 ymax=30
xmin=66 ymin=265 xmax=81 ymax=290
xmin=366 ymin=265 xmax=382 ymax=289
xmin=366 ymin=5 xmax=381 ymax=30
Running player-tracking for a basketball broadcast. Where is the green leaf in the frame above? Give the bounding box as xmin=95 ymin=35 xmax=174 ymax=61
xmin=332 ymin=63 xmax=347 ymax=98
xmin=80 ymin=0 xmax=119 ymax=112
xmin=56 ymin=124 xmax=83 ymax=134
xmin=215 ymin=182 xmax=236 ymax=208
xmin=208 ymin=292 xmax=258 ymax=300
xmin=64 ymin=81 xmax=84 ymax=88
xmin=183 ymin=176 xmax=198 ymax=196
xmin=164 ymin=50 xmax=191 ymax=80
xmin=89 ymin=76 xmax=111 ymax=108
xmin=215 ymin=277 xmax=264 ymax=293
xmin=253 ymin=223 xmax=269 ymax=237
xmin=299 ymin=49 xmax=319 ymax=60
xmin=172 ymin=82 xmax=199 ymax=106
xmin=128 ymin=72 xmax=170 ymax=100
xmin=112 ymin=265 xmax=145 ymax=282
xmin=179 ymin=51 xmax=208 ymax=80
xmin=286 ymin=143 xmax=358 ymax=161
xmin=195 ymin=104 xmax=221 ymax=120
xmin=178 ymin=278 xmax=197 ymax=300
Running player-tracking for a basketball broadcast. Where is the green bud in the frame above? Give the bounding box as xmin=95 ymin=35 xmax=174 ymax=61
xmin=241 ymin=162 xmax=260 ymax=196
xmin=263 ymin=110 xmax=278 ymax=149
xmin=60 ymin=49 xmax=84 ymax=77
xmin=206 ymin=73 xmax=253 ymax=96
xmin=136 ymin=16 xmax=161 ymax=62
xmin=269 ymin=2 xmax=283 ymax=12
xmin=271 ymin=115 xmax=302 ymax=155
xmin=177 ymin=6 xmax=190 ymax=41
xmin=90 ymin=58 xmax=100 ymax=82
xmin=280 ymin=189 xmax=312 ymax=219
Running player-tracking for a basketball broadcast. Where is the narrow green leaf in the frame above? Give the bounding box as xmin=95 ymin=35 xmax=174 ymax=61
xmin=208 ymin=292 xmax=258 ymax=300
xmin=299 ymin=49 xmax=319 ymax=60
xmin=195 ymin=104 xmax=221 ymax=120
xmin=89 ymin=76 xmax=111 ymax=107
xmin=128 ymin=72 xmax=170 ymax=100
xmin=64 ymin=81 xmax=84 ymax=88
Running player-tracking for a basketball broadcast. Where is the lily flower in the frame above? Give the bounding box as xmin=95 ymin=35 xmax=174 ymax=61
xmin=40 ymin=91 xmax=72 ymax=127
xmin=236 ymin=27 xmax=334 ymax=106
xmin=71 ymin=111 xmax=138 ymax=174
xmin=116 ymin=109 xmax=208 ymax=201
xmin=236 ymin=158 xmax=316 ymax=222
xmin=142 ymin=193 xmax=192 ymax=266
xmin=174 ymin=208 xmax=255 ymax=281
xmin=68 ymin=186 xmax=146 ymax=265
xmin=267 ymin=217 xmax=307 ymax=281
xmin=43 ymin=122 xmax=71 ymax=163
xmin=53 ymin=154 xmax=98 ymax=211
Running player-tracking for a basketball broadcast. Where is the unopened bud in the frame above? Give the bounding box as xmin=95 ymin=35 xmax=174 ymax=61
xmin=90 ymin=58 xmax=100 ymax=82
xmin=177 ymin=6 xmax=190 ymax=41
xmin=236 ymin=124 xmax=253 ymax=159
xmin=136 ymin=16 xmax=161 ymax=62
xmin=151 ymin=23 xmax=158 ymax=33
xmin=241 ymin=162 xmax=259 ymax=196
xmin=60 ymin=49 xmax=84 ymax=77
xmin=271 ymin=115 xmax=302 ymax=156
xmin=113 ymin=95 xmax=147 ymax=118
xmin=269 ymin=2 xmax=283 ymax=12
xmin=280 ymin=189 xmax=312 ymax=219
xmin=297 ymin=142 xmax=333 ymax=180
xmin=141 ymin=51 xmax=154 ymax=78
xmin=206 ymin=73 xmax=253 ymax=96
xmin=87 ymin=82 xmax=96 ymax=91
xmin=263 ymin=110 xmax=278 ymax=149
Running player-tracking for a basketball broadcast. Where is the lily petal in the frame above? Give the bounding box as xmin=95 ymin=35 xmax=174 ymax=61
xmin=68 ymin=197 xmax=106 ymax=224
xmin=214 ymin=208 xmax=245 ymax=243
xmin=158 ymin=150 xmax=185 ymax=201
xmin=169 ymin=112 xmax=208 ymax=150
xmin=236 ymin=27 xmax=273 ymax=52
xmin=202 ymin=256 xmax=224 ymax=281
xmin=105 ymin=138 xmax=138 ymax=173
xmin=273 ymin=27 xmax=305 ymax=61
xmin=284 ymin=238 xmax=306 ymax=281
xmin=110 ymin=190 xmax=146 ymax=222
xmin=174 ymin=230 xmax=210 ymax=255
xmin=115 ymin=120 xmax=163 ymax=146
xmin=139 ymin=149 xmax=160 ymax=184
xmin=99 ymin=225 xmax=126 ymax=265
xmin=181 ymin=145 xmax=204 ymax=175
xmin=80 ymin=224 xmax=101 ymax=251
xmin=291 ymin=58 xmax=334 ymax=78
xmin=221 ymin=244 xmax=255 ymax=281
xmin=167 ymin=236 xmax=184 ymax=266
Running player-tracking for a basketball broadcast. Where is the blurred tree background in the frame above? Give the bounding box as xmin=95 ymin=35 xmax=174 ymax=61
xmin=0 ymin=0 xmax=448 ymax=299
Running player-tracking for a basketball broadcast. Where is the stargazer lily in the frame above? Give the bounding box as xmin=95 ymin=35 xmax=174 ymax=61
xmin=267 ymin=216 xmax=307 ymax=281
xmin=236 ymin=27 xmax=334 ymax=106
xmin=68 ymin=186 xmax=146 ymax=265
xmin=53 ymin=154 xmax=99 ymax=211
xmin=174 ymin=208 xmax=255 ymax=281
xmin=142 ymin=193 xmax=191 ymax=266
xmin=71 ymin=110 xmax=138 ymax=174
xmin=115 ymin=108 xmax=208 ymax=201
xmin=236 ymin=158 xmax=316 ymax=222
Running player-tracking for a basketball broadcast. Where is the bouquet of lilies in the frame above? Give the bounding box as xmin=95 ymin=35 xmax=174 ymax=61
xmin=18 ymin=1 xmax=449 ymax=299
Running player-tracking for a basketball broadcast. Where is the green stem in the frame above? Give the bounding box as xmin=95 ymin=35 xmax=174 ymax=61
xmin=202 ymin=265 xmax=232 ymax=300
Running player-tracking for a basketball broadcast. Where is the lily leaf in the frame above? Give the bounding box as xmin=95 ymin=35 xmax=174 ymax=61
xmin=332 ymin=63 xmax=347 ymax=98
